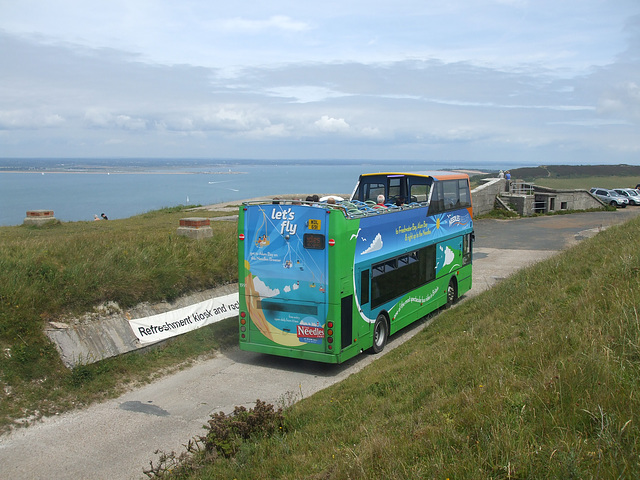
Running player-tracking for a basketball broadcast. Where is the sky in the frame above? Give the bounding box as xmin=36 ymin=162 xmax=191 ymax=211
xmin=1 ymin=0 xmax=639 ymax=166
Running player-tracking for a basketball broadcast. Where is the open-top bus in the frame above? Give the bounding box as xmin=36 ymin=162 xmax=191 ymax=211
xmin=237 ymin=171 xmax=474 ymax=364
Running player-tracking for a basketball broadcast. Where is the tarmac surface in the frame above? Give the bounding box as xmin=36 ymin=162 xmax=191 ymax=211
xmin=1 ymin=206 xmax=640 ymax=479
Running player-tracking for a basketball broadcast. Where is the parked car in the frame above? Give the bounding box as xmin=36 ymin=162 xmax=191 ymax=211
xmin=589 ymin=188 xmax=628 ymax=207
xmin=613 ymin=188 xmax=640 ymax=205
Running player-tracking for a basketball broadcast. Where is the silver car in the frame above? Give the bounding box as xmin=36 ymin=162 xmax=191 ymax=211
xmin=590 ymin=188 xmax=628 ymax=208
xmin=614 ymin=188 xmax=640 ymax=206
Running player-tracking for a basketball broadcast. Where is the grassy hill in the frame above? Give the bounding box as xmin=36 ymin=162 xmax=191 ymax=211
xmin=2 ymin=167 xmax=640 ymax=477
xmin=508 ymin=164 xmax=640 ymax=180
xmin=469 ymin=164 xmax=640 ymax=191
xmin=159 ymin=212 xmax=640 ymax=479
xmin=0 ymin=206 xmax=239 ymax=432
xmin=508 ymin=164 xmax=640 ymax=191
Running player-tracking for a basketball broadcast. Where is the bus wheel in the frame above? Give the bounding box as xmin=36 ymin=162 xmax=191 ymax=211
xmin=371 ymin=314 xmax=389 ymax=354
xmin=446 ymin=278 xmax=458 ymax=308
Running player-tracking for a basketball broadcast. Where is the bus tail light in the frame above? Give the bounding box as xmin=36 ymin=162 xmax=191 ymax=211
xmin=240 ymin=311 xmax=247 ymax=340
xmin=326 ymin=321 xmax=334 ymax=350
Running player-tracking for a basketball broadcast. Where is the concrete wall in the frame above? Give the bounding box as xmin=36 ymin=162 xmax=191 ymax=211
xmin=471 ymin=179 xmax=603 ymax=217
xmin=46 ymin=283 xmax=238 ymax=368
xmin=500 ymin=194 xmax=535 ymax=216
xmin=530 ymin=186 xmax=604 ymax=211
xmin=471 ymin=178 xmax=507 ymax=216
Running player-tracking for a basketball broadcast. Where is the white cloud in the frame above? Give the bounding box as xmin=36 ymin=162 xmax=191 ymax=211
xmin=283 ymin=282 xmax=300 ymax=293
xmin=253 ymin=276 xmax=280 ymax=297
xmin=242 ymin=123 xmax=291 ymax=139
xmin=0 ymin=110 xmax=65 ymax=129
xmin=115 ymin=115 xmax=147 ymax=130
xmin=265 ymin=86 xmax=347 ymax=103
xmin=443 ymin=246 xmax=455 ymax=266
xmin=219 ymin=15 xmax=310 ymax=33
xmin=0 ymin=1 xmax=639 ymax=162
xmin=314 ymin=115 xmax=350 ymax=133
xmin=597 ymin=82 xmax=640 ymax=120
xmin=361 ymin=233 xmax=383 ymax=255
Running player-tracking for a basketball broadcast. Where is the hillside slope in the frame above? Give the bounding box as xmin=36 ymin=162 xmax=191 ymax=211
xmin=186 ymin=214 xmax=640 ymax=479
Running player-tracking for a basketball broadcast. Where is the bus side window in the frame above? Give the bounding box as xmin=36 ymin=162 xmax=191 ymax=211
xmin=360 ymin=269 xmax=370 ymax=305
xmin=429 ymin=182 xmax=445 ymax=214
xmin=409 ymin=178 xmax=430 ymax=203
xmin=458 ymin=179 xmax=471 ymax=207
xmin=388 ymin=177 xmax=403 ymax=204
xmin=431 ymin=179 xmax=470 ymax=213
xmin=362 ymin=182 xmax=385 ymax=202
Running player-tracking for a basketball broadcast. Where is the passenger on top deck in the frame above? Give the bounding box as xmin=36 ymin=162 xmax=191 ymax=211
xmin=374 ymin=194 xmax=387 ymax=209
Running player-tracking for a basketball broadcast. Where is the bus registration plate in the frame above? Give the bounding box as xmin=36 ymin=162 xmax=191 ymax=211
xmin=308 ymin=219 xmax=321 ymax=230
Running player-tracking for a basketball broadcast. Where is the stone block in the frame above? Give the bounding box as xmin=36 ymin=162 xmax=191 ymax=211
xmin=24 ymin=210 xmax=57 ymax=226
xmin=177 ymin=217 xmax=213 ymax=239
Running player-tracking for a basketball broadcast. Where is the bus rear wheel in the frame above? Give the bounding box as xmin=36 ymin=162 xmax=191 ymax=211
xmin=446 ymin=278 xmax=458 ymax=308
xmin=371 ymin=314 xmax=389 ymax=354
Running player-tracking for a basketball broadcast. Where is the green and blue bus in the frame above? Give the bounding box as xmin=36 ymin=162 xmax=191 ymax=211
xmin=238 ymin=171 xmax=474 ymax=363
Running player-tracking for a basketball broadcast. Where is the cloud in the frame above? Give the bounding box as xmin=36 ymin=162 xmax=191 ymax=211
xmin=220 ymin=15 xmax=310 ymax=33
xmin=253 ymin=277 xmax=280 ymax=297
xmin=1 ymin=2 xmax=639 ymax=162
xmin=0 ymin=110 xmax=65 ymax=129
xmin=283 ymin=282 xmax=300 ymax=293
xmin=361 ymin=233 xmax=383 ymax=255
xmin=314 ymin=115 xmax=350 ymax=133
xmin=443 ymin=246 xmax=455 ymax=266
xmin=598 ymin=82 xmax=640 ymax=120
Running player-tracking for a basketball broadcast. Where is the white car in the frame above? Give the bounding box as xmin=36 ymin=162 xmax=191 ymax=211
xmin=589 ymin=188 xmax=628 ymax=207
xmin=613 ymin=188 xmax=640 ymax=206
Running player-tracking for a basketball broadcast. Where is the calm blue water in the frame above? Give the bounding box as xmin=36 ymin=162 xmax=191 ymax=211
xmin=0 ymin=159 xmax=504 ymax=226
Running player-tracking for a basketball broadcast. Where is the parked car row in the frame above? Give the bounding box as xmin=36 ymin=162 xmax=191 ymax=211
xmin=589 ymin=187 xmax=640 ymax=207
xmin=614 ymin=188 xmax=640 ymax=205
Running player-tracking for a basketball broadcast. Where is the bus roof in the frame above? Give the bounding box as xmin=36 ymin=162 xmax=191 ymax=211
xmin=358 ymin=171 xmax=469 ymax=181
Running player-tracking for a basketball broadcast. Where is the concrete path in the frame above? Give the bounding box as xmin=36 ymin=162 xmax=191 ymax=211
xmin=1 ymin=208 xmax=639 ymax=480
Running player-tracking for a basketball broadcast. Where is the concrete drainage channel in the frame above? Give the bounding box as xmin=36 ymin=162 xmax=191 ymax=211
xmin=45 ymin=283 xmax=238 ymax=368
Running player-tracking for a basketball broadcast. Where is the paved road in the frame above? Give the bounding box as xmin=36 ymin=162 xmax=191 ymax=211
xmin=471 ymin=207 xmax=640 ymax=295
xmin=1 ymin=208 xmax=639 ymax=480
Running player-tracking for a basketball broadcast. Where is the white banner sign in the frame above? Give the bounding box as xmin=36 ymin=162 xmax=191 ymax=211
xmin=129 ymin=293 xmax=239 ymax=345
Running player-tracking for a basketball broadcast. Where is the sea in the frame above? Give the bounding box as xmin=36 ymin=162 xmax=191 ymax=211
xmin=0 ymin=158 xmax=508 ymax=227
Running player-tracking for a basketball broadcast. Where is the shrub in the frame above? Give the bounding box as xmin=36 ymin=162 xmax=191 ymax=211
xmin=143 ymin=400 xmax=285 ymax=478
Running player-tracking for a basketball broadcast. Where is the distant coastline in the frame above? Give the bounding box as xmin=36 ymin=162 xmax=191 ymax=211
xmin=0 ymin=159 xmax=504 ymax=227
xmin=0 ymin=170 xmax=247 ymax=175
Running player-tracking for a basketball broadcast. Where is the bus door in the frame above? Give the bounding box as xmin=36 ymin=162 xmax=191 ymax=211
xmin=340 ymin=276 xmax=354 ymax=351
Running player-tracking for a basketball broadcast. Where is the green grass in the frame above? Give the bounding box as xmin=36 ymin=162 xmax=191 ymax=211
xmin=3 ymin=168 xmax=640 ymax=477
xmin=531 ymin=175 xmax=639 ymax=191
xmin=0 ymin=206 xmax=239 ymax=432
xmin=167 ymin=215 xmax=640 ymax=479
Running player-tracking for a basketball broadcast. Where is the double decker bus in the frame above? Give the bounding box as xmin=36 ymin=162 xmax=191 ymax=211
xmin=237 ymin=171 xmax=473 ymax=364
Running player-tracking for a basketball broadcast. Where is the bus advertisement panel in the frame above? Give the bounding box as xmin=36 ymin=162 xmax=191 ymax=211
xmin=240 ymin=204 xmax=331 ymax=355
